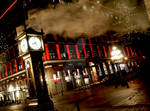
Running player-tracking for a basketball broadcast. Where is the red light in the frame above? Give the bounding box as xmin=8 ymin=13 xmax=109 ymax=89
xmin=0 ymin=0 xmax=18 ymax=19
xmin=56 ymin=44 xmax=61 ymax=60
xmin=66 ymin=45 xmax=71 ymax=59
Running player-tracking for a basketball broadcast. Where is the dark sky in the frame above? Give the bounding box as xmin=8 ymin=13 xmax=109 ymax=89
xmin=0 ymin=0 xmax=16 ymax=17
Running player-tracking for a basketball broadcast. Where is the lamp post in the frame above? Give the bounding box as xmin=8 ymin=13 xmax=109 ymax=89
xmin=16 ymin=28 xmax=54 ymax=111
xmin=111 ymin=46 xmax=124 ymax=77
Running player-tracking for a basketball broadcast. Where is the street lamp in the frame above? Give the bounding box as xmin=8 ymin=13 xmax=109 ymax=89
xmin=111 ymin=46 xmax=124 ymax=77
xmin=111 ymin=46 xmax=124 ymax=61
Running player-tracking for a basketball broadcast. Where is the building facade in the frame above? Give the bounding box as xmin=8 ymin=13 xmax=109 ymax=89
xmin=0 ymin=33 xmax=142 ymax=103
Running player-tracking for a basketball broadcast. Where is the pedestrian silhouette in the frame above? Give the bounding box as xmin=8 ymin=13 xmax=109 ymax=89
xmin=114 ymin=71 xmax=121 ymax=88
xmin=121 ymin=70 xmax=129 ymax=88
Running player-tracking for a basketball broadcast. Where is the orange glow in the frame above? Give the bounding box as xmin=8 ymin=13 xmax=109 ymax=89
xmin=56 ymin=44 xmax=61 ymax=60
xmin=103 ymin=46 xmax=107 ymax=58
xmin=81 ymin=38 xmax=88 ymax=58
xmin=66 ymin=45 xmax=71 ymax=59
xmin=75 ymin=45 xmax=80 ymax=59
xmin=88 ymin=38 xmax=94 ymax=58
xmin=97 ymin=45 xmax=101 ymax=58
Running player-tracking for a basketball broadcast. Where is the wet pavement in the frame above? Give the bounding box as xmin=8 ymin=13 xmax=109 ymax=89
xmin=1 ymin=78 xmax=150 ymax=111
xmin=52 ymin=79 xmax=150 ymax=111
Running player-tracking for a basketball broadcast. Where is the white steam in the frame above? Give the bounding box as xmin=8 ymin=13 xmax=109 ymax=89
xmin=27 ymin=0 xmax=149 ymax=37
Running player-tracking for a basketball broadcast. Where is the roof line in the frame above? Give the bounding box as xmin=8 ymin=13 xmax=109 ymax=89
xmin=0 ymin=0 xmax=18 ymax=19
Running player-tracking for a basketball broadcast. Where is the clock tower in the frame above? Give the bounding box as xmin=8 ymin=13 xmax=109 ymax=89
xmin=16 ymin=28 xmax=54 ymax=111
xmin=18 ymin=32 xmax=44 ymax=56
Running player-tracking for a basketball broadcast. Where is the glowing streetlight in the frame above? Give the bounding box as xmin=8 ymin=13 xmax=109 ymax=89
xmin=111 ymin=46 xmax=125 ymax=81
xmin=124 ymin=57 xmax=128 ymax=60
xmin=111 ymin=46 xmax=124 ymax=61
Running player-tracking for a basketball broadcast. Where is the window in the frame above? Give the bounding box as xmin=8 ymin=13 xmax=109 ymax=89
xmin=103 ymin=62 xmax=108 ymax=75
xmin=92 ymin=45 xmax=98 ymax=57
xmin=86 ymin=45 xmax=92 ymax=58
xmin=59 ymin=44 xmax=68 ymax=59
xmin=98 ymin=65 xmax=103 ymax=76
xmin=99 ymin=46 xmax=105 ymax=57
xmin=53 ymin=71 xmax=61 ymax=82
xmin=12 ymin=61 xmax=16 ymax=73
xmin=17 ymin=58 xmax=23 ymax=71
xmin=105 ymin=46 xmax=111 ymax=57
xmin=7 ymin=64 xmax=11 ymax=76
xmin=108 ymin=63 xmax=114 ymax=74
xmin=78 ymin=45 xmax=84 ymax=58
xmin=48 ymin=44 xmax=58 ymax=60
xmin=69 ymin=45 xmax=77 ymax=59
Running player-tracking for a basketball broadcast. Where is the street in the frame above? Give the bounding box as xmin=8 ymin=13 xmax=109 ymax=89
xmin=0 ymin=78 xmax=150 ymax=111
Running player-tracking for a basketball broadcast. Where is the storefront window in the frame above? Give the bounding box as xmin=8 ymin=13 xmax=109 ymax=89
xmin=64 ymin=70 xmax=72 ymax=82
xmin=131 ymin=62 xmax=134 ymax=66
xmin=128 ymin=62 xmax=130 ymax=67
xmin=114 ymin=64 xmax=118 ymax=72
xmin=82 ymin=68 xmax=89 ymax=77
xmin=98 ymin=65 xmax=103 ymax=76
xmin=53 ymin=71 xmax=61 ymax=82
xmin=83 ymin=68 xmax=90 ymax=85
xmin=75 ymin=69 xmax=82 ymax=86
xmin=108 ymin=63 xmax=114 ymax=74
xmin=120 ymin=64 xmax=129 ymax=72
xmin=103 ymin=62 xmax=108 ymax=75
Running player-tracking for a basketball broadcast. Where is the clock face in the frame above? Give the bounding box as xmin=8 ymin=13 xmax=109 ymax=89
xmin=20 ymin=39 xmax=28 ymax=52
xmin=28 ymin=37 xmax=42 ymax=50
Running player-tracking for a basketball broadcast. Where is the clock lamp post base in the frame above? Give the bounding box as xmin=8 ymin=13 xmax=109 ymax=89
xmin=30 ymin=52 xmax=54 ymax=111
xmin=23 ymin=52 xmax=54 ymax=111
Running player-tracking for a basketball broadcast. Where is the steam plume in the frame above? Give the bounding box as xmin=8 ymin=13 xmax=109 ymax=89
xmin=27 ymin=0 xmax=149 ymax=37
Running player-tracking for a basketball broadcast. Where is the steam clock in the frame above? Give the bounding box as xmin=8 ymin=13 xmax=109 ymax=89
xmin=17 ymin=28 xmax=54 ymax=111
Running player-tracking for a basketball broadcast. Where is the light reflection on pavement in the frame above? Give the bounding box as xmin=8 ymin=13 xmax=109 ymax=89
xmin=0 ymin=79 xmax=150 ymax=111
